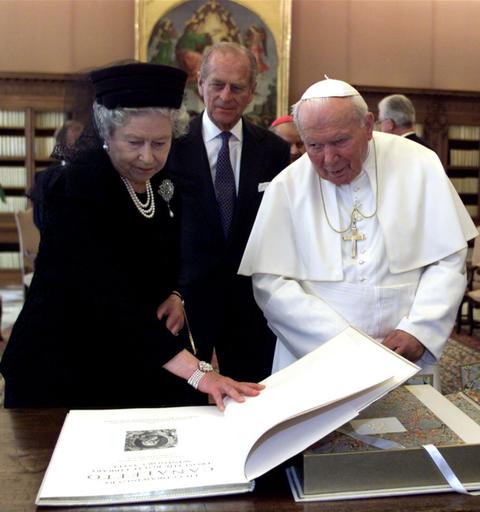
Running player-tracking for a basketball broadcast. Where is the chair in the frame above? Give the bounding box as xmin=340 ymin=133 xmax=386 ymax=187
xmin=14 ymin=208 xmax=40 ymax=295
xmin=457 ymin=227 xmax=480 ymax=334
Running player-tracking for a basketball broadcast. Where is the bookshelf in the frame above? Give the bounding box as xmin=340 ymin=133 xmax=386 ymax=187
xmin=0 ymin=73 xmax=73 ymax=284
xmin=0 ymin=110 xmax=63 ymax=207
xmin=447 ymin=125 xmax=480 ymax=219
xmin=0 ymin=110 xmax=27 ymax=217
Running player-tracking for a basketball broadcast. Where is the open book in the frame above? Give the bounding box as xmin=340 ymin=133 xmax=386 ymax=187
xmin=36 ymin=327 xmax=419 ymax=506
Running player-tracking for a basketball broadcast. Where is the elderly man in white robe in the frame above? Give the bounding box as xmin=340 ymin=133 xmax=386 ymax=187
xmin=239 ymin=78 xmax=477 ymax=390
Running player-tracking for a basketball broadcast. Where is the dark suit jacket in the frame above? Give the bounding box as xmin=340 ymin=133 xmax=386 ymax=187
xmin=168 ymin=114 xmax=290 ymax=382
xmin=405 ymin=132 xmax=434 ymax=151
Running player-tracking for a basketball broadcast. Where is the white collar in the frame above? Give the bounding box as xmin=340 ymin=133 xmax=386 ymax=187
xmin=202 ymin=111 xmax=243 ymax=143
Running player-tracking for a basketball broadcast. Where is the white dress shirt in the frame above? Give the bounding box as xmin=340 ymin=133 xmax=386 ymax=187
xmin=201 ymin=111 xmax=243 ymax=193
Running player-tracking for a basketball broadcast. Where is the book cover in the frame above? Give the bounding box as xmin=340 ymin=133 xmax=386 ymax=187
xmin=289 ymin=385 xmax=480 ymax=501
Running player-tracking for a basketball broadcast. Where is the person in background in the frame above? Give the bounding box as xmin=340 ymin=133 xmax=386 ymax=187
xmin=269 ymin=114 xmax=306 ymax=163
xmin=0 ymin=62 xmax=263 ymax=410
xmin=53 ymin=119 xmax=85 ymax=165
xmin=377 ymin=94 xmax=433 ymax=150
xmin=30 ymin=120 xmax=85 ymax=230
xmin=239 ymin=78 xmax=477 ymax=390
xmin=168 ymin=42 xmax=290 ymax=386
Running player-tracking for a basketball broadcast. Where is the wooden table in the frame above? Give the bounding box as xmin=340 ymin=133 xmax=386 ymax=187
xmin=2 ymin=407 xmax=480 ymax=512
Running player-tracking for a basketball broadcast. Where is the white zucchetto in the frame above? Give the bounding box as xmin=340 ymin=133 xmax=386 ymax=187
xmin=301 ymin=78 xmax=360 ymax=100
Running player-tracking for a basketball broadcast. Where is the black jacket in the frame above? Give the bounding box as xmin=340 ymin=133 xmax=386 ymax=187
xmin=1 ymin=150 xmax=195 ymax=408
xmin=167 ymin=115 xmax=290 ymax=382
xmin=405 ymin=132 xmax=434 ymax=152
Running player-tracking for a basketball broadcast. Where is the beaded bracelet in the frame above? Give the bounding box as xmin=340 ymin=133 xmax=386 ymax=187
xmin=187 ymin=369 xmax=206 ymax=389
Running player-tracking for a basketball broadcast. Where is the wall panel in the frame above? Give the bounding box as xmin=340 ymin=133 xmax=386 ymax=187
xmin=0 ymin=0 xmax=479 ymax=109
xmin=433 ymin=0 xmax=480 ymax=91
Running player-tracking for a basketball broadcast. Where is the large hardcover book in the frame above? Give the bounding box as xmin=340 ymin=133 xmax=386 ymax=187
xmin=36 ymin=327 xmax=418 ymax=506
xmin=288 ymin=384 xmax=480 ymax=501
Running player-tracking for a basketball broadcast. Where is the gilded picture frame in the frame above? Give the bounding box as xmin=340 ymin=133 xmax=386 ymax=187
xmin=135 ymin=0 xmax=291 ymax=127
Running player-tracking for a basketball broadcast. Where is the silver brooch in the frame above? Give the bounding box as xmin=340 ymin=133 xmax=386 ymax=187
xmin=158 ymin=179 xmax=175 ymax=218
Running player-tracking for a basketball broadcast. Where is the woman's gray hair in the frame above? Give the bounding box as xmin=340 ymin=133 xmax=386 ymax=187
xmin=291 ymin=95 xmax=370 ymax=136
xmin=93 ymin=102 xmax=190 ymax=141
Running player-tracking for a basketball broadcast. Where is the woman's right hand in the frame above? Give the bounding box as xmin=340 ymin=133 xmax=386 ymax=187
xmin=162 ymin=350 xmax=264 ymax=411
xmin=197 ymin=372 xmax=264 ymax=412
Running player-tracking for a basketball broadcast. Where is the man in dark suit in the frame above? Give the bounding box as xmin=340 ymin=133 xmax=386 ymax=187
xmin=168 ymin=42 xmax=290 ymax=384
xmin=377 ymin=94 xmax=434 ymax=150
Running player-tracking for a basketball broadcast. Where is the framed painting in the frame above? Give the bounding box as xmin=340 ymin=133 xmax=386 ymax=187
xmin=135 ymin=0 xmax=292 ymax=127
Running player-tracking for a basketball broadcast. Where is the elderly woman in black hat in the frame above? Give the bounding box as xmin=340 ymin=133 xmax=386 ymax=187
xmin=0 ymin=63 xmax=263 ymax=410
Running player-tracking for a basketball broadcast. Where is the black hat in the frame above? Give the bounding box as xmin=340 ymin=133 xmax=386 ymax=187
xmin=90 ymin=63 xmax=187 ymax=110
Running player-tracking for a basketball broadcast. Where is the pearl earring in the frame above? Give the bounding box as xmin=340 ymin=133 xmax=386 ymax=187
xmin=102 ymin=141 xmax=109 ymax=151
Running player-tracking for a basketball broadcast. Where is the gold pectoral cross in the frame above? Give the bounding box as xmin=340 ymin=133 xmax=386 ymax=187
xmin=343 ymin=226 xmax=365 ymax=259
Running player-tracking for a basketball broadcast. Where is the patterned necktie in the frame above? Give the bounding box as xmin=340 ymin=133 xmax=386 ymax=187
xmin=215 ymin=131 xmax=236 ymax=237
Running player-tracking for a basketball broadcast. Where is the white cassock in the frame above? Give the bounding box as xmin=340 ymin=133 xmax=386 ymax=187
xmin=239 ymin=131 xmax=477 ymax=389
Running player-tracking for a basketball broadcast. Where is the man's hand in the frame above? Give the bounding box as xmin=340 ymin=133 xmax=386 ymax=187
xmin=157 ymin=293 xmax=185 ymax=336
xmin=382 ymin=329 xmax=425 ymax=362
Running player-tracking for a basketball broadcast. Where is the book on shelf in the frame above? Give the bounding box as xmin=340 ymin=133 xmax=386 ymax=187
xmin=35 ymin=111 xmax=64 ymax=129
xmin=449 ymin=177 xmax=478 ymax=194
xmin=450 ymin=149 xmax=480 ymax=167
xmin=287 ymin=384 xmax=480 ymax=502
xmin=0 ymin=196 xmax=28 ymax=212
xmin=0 ymin=110 xmax=64 ymax=131
xmin=34 ymin=136 xmax=56 ymax=159
xmin=449 ymin=125 xmax=480 ymax=141
xmin=0 ymin=110 xmax=25 ymax=128
xmin=35 ymin=327 xmax=418 ymax=506
xmin=0 ymin=135 xmax=26 ymax=157
xmin=0 ymin=252 xmax=21 ymax=269
xmin=465 ymin=204 xmax=478 ymax=217
xmin=0 ymin=166 xmax=27 ymax=188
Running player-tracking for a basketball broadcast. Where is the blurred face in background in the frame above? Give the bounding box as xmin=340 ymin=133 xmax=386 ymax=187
xmin=272 ymin=121 xmax=306 ymax=163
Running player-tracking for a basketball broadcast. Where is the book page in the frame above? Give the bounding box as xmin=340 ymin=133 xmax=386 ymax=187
xmin=38 ymin=406 xmax=248 ymax=502
xmin=224 ymin=327 xmax=419 ymax=479
xmin=225 ymin=327 xmax=418 ymax=431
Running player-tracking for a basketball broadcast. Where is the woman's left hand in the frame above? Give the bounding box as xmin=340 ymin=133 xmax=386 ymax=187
xmin=197 ymin=372 xmax=264 ymax=412
xmin=157 ymin=293 xmax=185 ymax=335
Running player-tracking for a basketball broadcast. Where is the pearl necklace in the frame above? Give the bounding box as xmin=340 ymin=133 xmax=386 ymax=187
xmin=120 ymin=176 xmax=155 ymax=219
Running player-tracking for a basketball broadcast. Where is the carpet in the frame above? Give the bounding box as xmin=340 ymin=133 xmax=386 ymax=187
xmin=439 ymin=337 xmax=480 ymax=394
